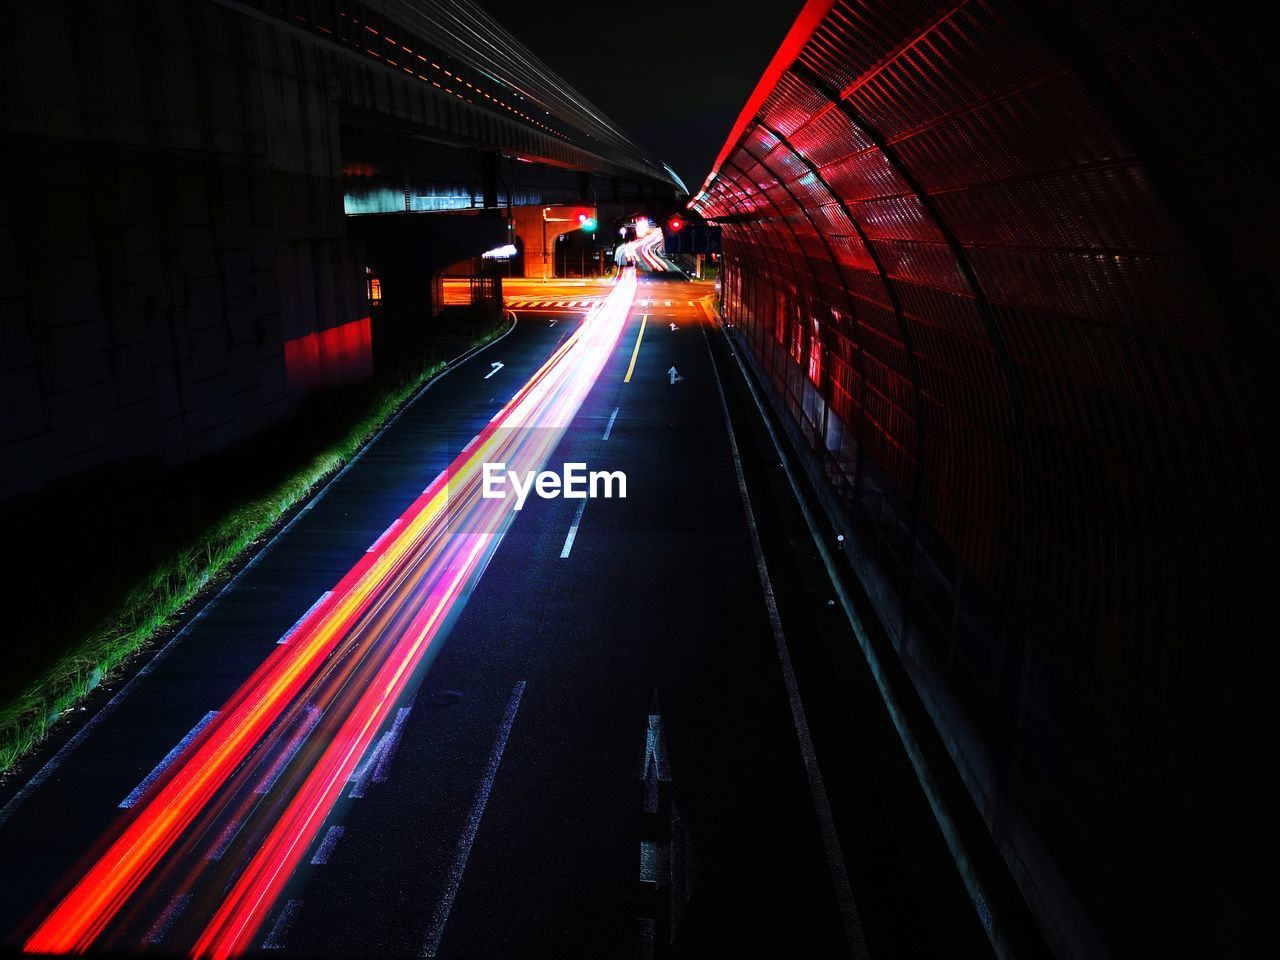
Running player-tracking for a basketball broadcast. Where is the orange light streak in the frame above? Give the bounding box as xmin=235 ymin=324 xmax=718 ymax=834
xmin=24 ymin=272 xmax=639 ymax=958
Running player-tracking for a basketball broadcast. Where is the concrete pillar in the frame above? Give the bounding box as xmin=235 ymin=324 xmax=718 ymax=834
xmin=510 ymin=205 xmax=595 ymax=279
xmin=348 ymin=211 xmax=506 ymax=371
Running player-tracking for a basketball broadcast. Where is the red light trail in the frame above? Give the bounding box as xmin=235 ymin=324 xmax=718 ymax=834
xmin=622 ymin=227 xmax=674 ymax=273
xmin=23 ymin=271 xmax=640 ymax=958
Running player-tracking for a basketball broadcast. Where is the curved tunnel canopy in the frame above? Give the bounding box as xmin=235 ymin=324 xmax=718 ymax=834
xmin=693 ymin=1 xmax=1278 ymax=955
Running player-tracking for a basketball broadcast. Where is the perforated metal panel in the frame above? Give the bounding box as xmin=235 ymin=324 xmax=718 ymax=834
xmin=694 ymin=1 xmax=1279 ymax=955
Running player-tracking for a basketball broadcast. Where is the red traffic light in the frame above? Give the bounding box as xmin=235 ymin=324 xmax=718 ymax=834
xmin=667 ymin=215 xmax=685 ymax=233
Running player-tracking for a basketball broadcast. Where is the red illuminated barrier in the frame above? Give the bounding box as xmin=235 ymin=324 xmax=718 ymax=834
xmin=283 ymin=316 xmax=373 ymax=390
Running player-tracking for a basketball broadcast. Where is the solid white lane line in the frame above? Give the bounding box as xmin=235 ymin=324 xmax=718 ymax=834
xmin=643 ymin=712 xmax=671 ymax=783
xmin=702 ymin=323 xmax=868 ymax=960
xmin=602 ymin=406 xmax=619 ymax=440
xmin=310 ymin=825 xmax=345 ymax=866
xmin=279 ymin=592 xmax=333 ymax=645
xmin=711 ymin=308 xmax=1009 ymax=955
xmin=0 ymin=315 xmax=522 ymax=830
xmin=119 ymin=711 xmax=218 ymax=808
xmin=422 ymin=680 xmax=526 ymax=958
xmin=559 ymin=499 xmax=588 ymax=559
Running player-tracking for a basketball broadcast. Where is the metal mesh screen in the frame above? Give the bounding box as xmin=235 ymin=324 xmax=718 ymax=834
xmin=693 ymin=0 xmax=1279 ymax=953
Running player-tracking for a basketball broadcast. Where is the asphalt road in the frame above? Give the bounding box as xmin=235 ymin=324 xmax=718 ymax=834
xmin=0 ymin=271 xmax=988 ymax=959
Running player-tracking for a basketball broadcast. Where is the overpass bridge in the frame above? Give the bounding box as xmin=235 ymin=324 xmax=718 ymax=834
xmin=0 ymin=0 xmax=683 ymax=500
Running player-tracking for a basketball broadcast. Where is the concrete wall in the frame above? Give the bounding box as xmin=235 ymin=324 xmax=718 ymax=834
xmin=0 ymin=1 xmax=679 ymax=504
xmin=509 ymin=205 xmax=597 ymax=279
xmin=0 ymin=1 xmax=370 ymax=503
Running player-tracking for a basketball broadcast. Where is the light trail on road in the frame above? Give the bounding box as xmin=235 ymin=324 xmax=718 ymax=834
xmin=626 ymin=228 xmax=676 ymax=273
xmin=22 ymin=271 xmax=640 ymax=959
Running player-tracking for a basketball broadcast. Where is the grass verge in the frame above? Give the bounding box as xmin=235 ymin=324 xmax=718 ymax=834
xmin=0 ymin=318 xmax=510 ymax=775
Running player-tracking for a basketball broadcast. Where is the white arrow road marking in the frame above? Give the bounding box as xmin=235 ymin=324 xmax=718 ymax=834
xmin=484 ymin=361 xmax=504 ymax=379
xmin=548 ymin=319 xmax=558 ymax=327
xmin=635 ymin=695 xmax=691 ymax=956
xmin=669 ymin=322 xmax=678 ymax=332
xmin=643 ymin=707 xmax=671 ymax=814
xmin=668 ymin=366 xmax=684 ymax=385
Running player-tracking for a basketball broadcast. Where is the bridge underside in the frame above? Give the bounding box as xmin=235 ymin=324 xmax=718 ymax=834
xmin=0 ymin=0 xmax=678 ymax=501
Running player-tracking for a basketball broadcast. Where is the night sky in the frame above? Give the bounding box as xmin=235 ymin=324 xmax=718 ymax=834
xmin=479 ymin=0 xmax=807 ymax=195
